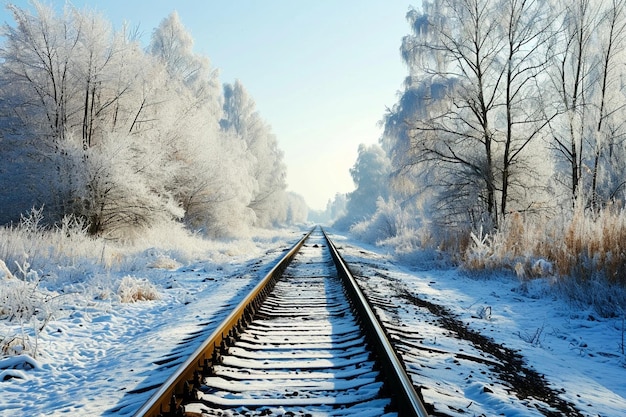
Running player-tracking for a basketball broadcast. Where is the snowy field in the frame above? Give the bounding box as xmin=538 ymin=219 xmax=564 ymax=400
xmin=1 ymin=227 xmax=625 ymax=416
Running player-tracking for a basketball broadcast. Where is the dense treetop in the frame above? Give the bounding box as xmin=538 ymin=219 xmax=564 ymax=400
xmin=0 ymin=3 xmax=307 ymax=238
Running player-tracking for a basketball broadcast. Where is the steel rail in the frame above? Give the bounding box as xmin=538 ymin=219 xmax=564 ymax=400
xmin=133 ymin=226 xmax=430 ymax=417
xmin=132 ymin=228 xmax=314 ymax=417
xmin=322 ymin=228 xmax=430 ymax=417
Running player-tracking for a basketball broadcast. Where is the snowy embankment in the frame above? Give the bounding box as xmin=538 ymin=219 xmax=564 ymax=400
xmin=0 ymin=227 xmax=306 ymax=416
xmin=1 ymin=226 xmax=625 ymax=416
xmin=332 ymin=231 xmax=626 ymax=417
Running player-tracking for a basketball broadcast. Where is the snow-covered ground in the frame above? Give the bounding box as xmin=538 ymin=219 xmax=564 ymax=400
xmin=1 ymin=227 xmax=625 ymax=416
xmin=332 ymin=231 xmax=626 ymax=417
xmin=0 ymin=228 xmax=307 ymax=416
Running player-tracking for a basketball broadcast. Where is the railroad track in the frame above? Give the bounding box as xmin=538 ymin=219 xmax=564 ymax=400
xmin=133 ymin=227 xmax=429 ymax=417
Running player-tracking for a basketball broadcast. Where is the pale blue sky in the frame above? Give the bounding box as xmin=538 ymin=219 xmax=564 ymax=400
xmin=0 ymin=1 xmax=415 ymax=210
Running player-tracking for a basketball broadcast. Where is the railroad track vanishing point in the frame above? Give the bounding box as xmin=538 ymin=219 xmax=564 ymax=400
xmin=133 ymin=227 xmax=429 ymax=417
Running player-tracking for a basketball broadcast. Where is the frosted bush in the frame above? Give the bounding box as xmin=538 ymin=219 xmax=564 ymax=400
xmin=117 ymin=276 xmax=160 ymax=303
xmin=18 ymin=206 xmax=45 ymax=235
xmin=1 ymin=274 xmax=44 ymax=322
xmin=350 ymin=198 xmax=409 ymax=245
xmin=131 ymin=222 xmax=212 ymax=265
xmin=458 ymin=206 xmax=626 ymax=315
xmin=0 ymin=270 xmax=63 ymax=357
xmin=464 ymin=226 xmax=494 ymax=270
xmin=532 ymin=259 xmax=554 ymax=276
xmin=464 ymin=226 xmax=514 ymax=271
xmin=463 ymin=212 xmax=558 ymax=279
xmin=147 ymin=255 xmax=181 ymax=270
xmin=0 ymin=209 xmax=112 ymax=279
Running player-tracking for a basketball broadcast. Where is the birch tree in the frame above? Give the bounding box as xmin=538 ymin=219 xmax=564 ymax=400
xmin=547 ymin=0 xmax=601 ymax=203
xmin=544 ymin=0 xmax=626 ymax=209
xmin=396 ymin=0 xmax=505 ymax=228
xmin=384 ymin=0 xmax=564 ymax=234
xmin=1 ymin=2 xmax=79 ymax=145
xmin=498 ymin=0 xmax=555 ymax=216
xmin=588 ymin=0 xmax=626 ymax=207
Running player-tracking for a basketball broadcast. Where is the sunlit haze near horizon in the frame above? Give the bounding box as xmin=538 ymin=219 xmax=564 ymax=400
xmin=0 ymin=0 xmax=414 ymax=211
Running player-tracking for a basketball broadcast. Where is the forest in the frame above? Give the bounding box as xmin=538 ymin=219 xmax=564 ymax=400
xmin=335 ymin=0 xmax=626 ymax=313
xmin=0 ymin=2 xmax=307 ymax=239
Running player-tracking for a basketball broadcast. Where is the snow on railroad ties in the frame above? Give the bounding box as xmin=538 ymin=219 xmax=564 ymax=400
xmin=0 ymin=229 xmax=304 ymax=417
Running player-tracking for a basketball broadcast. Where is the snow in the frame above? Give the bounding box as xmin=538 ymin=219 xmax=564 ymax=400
xmin=332 ymin=231 xmax=626 ymax=417
xmin=1 ymin=227 xmax=625 ymax=416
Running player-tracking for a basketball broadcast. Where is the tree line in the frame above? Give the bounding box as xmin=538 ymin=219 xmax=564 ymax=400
xmin=384 ymin=0 xmax=626 ymax=230
xmin=338 ymin=0 xmax=626 ymax=233
xmin=0 ymin=2 xmax=307 ymax=238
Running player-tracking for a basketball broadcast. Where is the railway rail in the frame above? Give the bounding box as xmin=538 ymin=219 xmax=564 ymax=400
xmin=133 ymin=227 xmax=429 ymax=417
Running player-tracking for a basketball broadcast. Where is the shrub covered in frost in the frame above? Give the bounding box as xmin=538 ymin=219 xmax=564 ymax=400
xmin=117 ymin=276 xmax=160 ymax=303
xmin=350 ymin=198 xmax=411 ymax=245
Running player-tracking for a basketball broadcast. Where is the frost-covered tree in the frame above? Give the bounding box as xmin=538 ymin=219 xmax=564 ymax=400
xmin=65 ymin=133 xmax=183 ymax=237
xmin=0 ymin=2 xmax=77 ymax=144
xmin=383 ymin=0 xmax=561 ymax=232
xmin=390 ymin=0 xmax=505 ymax=228
xmin=590 ymin=0 xmax=626 ymax=206
xmin=581 ymin=0 xmax=626 ymax=208
xmin=221 ymin=81 xmax=288 ymax=227
xmin=335 ymin=144 xmax=390 ymax=230
xmin=351 ymin=145 xmax=390 ymax=220
xmin=0 ymin=2 xmax=82 ymax=221
xmin=0 ymin=3 xmax=292 ymax=238
xmin=149 ymin=11 xmax=221 ymax=115
xmin=498 ymin=0 xmax=556 ymax=216
xmin=545 ymin=0 xmax=626 ymax=209
xmin=149 ymin=13 xmax=262 ymax=237
xmin=285 ymin=192 xmax=308 ymax=225
xmin=546 ymin=0 xmax=602 ymax=204
xmin=0 ymin=3 xmax=196 ymax=236
xmin=0 ymin=3 xmax=149 ymax=227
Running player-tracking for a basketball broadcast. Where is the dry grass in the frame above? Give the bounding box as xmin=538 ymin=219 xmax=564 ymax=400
xmin=117 ymin=276 xmax=160 ymax=303
xmin=0 ymin=335 xmax=30 ymax=356
xmin=464 ymin=205 xmax=626 ymax=285
xmin=555 ymin=204 xmax=626 ymax=285
xmin=460 ymin=205 xmax=626 ymax=316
